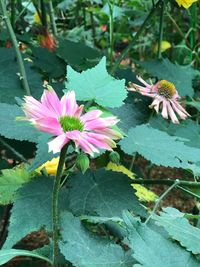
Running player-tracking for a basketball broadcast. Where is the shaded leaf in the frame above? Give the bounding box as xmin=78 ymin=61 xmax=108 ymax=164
xmin=120 ymin=124 xmax=200 ymax=170
xmin=138 ymin=58 xmax=197 ymax=97
xmin=153 ymin=207 xmax=200 ymax=254
xmin=123 ymin=212 xmax=200 ymax=267
xmin=59 ymin=212 xmax=134 ymax=267
xmin=3 ymin=176 xmax=68 ymax=248
xmin=0 ymin=103 xmax=40 ymax=142
xmin=0 ymin=249 xmax=52 ymax=265
xmin=68 ymin=169 xmax=146 ymax=217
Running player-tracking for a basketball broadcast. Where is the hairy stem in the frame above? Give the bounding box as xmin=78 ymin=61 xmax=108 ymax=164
xmin=111 ymin=0 xmax=163 ymax=73
xmin=48 ymin=0 xmax=58 ymax=36
xmin=52 ymin=145 xmax=68 ymax=267
xmin=108 ymin=1 xmax=114 ymax=68
xmin=145 ymin=180 xmax=180 ymax=224
xmin=157 ymin=0 xmax=164 ymax=59
xmin=130 ymin=178 xmax=200 ymax=188
xmin=0 ymin=0 xmax=31 ymax=95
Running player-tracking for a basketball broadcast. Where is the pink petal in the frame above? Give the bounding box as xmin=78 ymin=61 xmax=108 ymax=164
xmin=95 ymin=128 xmax=123 ymax=140
xmin=81 ymin=110 xmax=102 ymax=123
xmin=61 ymin=91 xmax=79 ymax=116
xmin=48 ymin=134 xmax=69 ymax=153
xmin=166 ymin=102 xmax=179 ymax=124
xmin=136 ymin=76 xmax=151 ymax=88
xmin=84 ymin=116 xmax=118 ymax=131
xmin=23 ymin=96 xmax=53 ymax=119
xmin=41 ymin=89 xmax=61 ymax=116
xmin=161 ymin=100 xmax=168 ymax=119
xmin=170 ymin=101 xmax=188 ymax=120
xmin=85 ymin=132 xmax=116 ymax=150
xmin=149 ymin=98 xmax=161 ymax=113
xmin=33 ymin=117 xmax=63 ymax=135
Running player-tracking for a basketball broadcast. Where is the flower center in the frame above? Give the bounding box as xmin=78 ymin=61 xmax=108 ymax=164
xmin=157 ymin=80 xmax=177 ymax=99
xmin=59 ymin=116 xmax=84 ymax=132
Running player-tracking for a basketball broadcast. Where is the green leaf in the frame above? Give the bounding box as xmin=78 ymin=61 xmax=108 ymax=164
xmin=0 ymin=166 xmax=32 ymax=205
xmin=0 ymin=48 xmax=43 ymax=104
xmin=3 ymin=176 xmax=68 ymax=248
xmin=28 ymin=133 xmax=58 ymax=171
xmin=65 ymin=57 xmax=127 ymax=108
xmin=124 ymin=214 xmax=200 ymax=267
xmin=120 ymin=124 xmax=200 ymax=170
xmin=32 ymin=47 xmax=66 ymax=78
xmin=138 ymin=58 xmax=197 ymax=97
xmin=68 ymin=169 xmax=146 ymax=217
xmin=59 ymin=212 xmax=134 ymax=267
xmin=153 ymin=207 xmax=200 ymax=254
xmin=0 ymin=249 xmax=52 ymax=265
xmin=110 ymin=102 xmax=148 ymax=134
xmin=57 ymin=39 xmax=100 ymax=68
xmin=0 ymin=103 xmax=40 ymax=142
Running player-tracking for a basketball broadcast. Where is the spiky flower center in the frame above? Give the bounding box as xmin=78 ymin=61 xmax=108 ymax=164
xmin=157 ymin=80 xmax=177 ymax=99
xmin=59 ymin=116 xmax=84 ymax=132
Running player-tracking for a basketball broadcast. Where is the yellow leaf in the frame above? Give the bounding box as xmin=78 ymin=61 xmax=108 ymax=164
xmin=153 ymin=41 xmax=171 ymax=54
xmin=106 ymin=162 xmax=157 ymax=202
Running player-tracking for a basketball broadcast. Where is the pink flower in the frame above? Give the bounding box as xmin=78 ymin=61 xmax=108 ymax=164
xmin=128 ymin=77 xmax=190 ymax=124
xmin=22 ymin=89 xmax=122 ymax=156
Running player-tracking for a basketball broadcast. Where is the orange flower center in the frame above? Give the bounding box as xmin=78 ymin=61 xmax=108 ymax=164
xmin=157 ymin=80 xmax=177 ymax=99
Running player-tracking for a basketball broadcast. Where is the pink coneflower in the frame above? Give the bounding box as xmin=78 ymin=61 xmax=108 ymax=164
xmin=22 ymin=88 xmax=122 ymax=155
xmin=128 ymin=77 xmax=190 ymax=124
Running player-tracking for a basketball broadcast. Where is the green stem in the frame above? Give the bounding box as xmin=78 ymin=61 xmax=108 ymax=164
xmin=48 ymin=0 xmax=58 ymax=36
xmin=166 ymin=11 xmax=191 ymax=48
xmin=52 ymin=145 xmax=68 ymax=267
xmin=108 ymin=1 xmax=114 ymax=68
xmin=15 ymin=0 xmax=32 ymax=24
xmin=10 ymin=0 xmax=16 ymax=28
xmin=111 ymin=0 xmax=162 ymax=73
xmin=189 ymin=3 xmax=196 ymax=61
xmin=184 ymin=214 xmax=200 ymax=219
xmin=157 ymin=0 xmax=164 ymax=59
xmin=0 ymin=0 xmax=31 ymax=95
xmin=0 ymin=136 xmax=29 ymax=164
xmin=131 ymin=178 xmax=200 ymax=188
xmin=145 ymin=179 xmax=180 ymax=224
xmin=90 ymin=11 xmax=96 ymax=46
xmin=40 ymin=0 xmax=47 ymax=28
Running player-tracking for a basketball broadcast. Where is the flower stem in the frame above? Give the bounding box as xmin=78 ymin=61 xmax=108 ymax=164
xmin=0 ymin=0 xmax=31 ymax=96
xmin=157 ymin=0 xmax=165 ymax=59
xmin=52 ymin=145 xmax=68 ymax=267
xmin=48 ymin=0 xmax=58 ymax=36
xmin=130 ymin=178 xmax=200 ymax=188
xmin=108 ymin=0 xmax=114 ymax=68
xmin=145 ymin=179 xmax=180 ymax=224
xmin=111 ymin=0 xmax=163 ymax=73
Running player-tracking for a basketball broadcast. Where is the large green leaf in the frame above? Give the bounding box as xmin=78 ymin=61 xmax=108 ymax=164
xmin=0 ymin=48 xmax=43 ymax=103
xmin=0 ymin=166 xmax=32 ymax=205
xmin=123 ymin=212 xmax=200 ymax=267
xmin=153 ymin=207 xmax=200 ymax=254
xmin=120 ymin=124 xmax=200 ymax=170
xmin=3 ymin=176 xmax=68 ymax=249
xmin=57 ymin=39 xmax=100 ymax=68
xmin=32 ymin=47 xmax=66 ymax=78
xmin=0 ymin=103 xmax=40 ymax=142
xmin=0 ymin=249 xmax=52 ymax=265
xmin=138 ymin=58 xmax=197 ymax=97
xmin=59 ymin=212 xmax=134 ymax=267
xmin=68 ymin=169 xmax=146 ymax=217
xmin=65 ymin=57 xmax=127 ymax=108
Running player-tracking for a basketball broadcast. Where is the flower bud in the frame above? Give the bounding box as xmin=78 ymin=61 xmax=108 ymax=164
xmin=109 ymin=151 xmax=120 ymax=165
xmin=76 ymin=153 xmax=90 ymax=174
